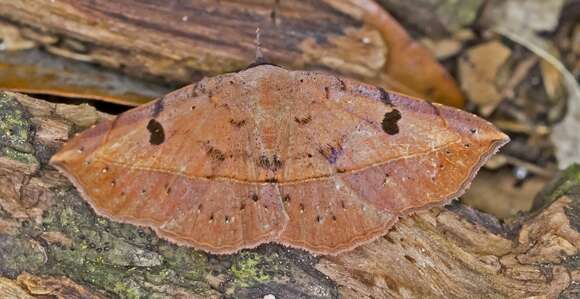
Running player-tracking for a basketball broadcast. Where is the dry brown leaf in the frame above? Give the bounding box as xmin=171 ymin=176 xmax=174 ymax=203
xmin=540 ymin=52 xmax=566 ymax=101
xmin=494 ymin=27 xmax=580 ymax=168
xmin=329 ymin=0 xmax=465 ymax=107
xmin=459 ymin=41 xmax=511 ymax=115
xmin=420 ymin=38 xmax=463 ymax=60
xmin=461 ymin=169 xmax=548 ymax=219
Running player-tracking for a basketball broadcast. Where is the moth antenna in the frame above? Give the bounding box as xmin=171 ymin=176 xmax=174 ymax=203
xmin=255 ymin=27 xmax=263 ymax=61
xmin=253 ymin=27 xmax=269 ymax=65
xmin=240 ymin=27 xmax=278 ymax=70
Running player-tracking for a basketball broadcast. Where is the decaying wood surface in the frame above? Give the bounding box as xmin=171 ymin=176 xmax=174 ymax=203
xmin=0 ymin=90 xmax=578 ymax=298
xmin=0 ymin=0 xmax=463 ymax=107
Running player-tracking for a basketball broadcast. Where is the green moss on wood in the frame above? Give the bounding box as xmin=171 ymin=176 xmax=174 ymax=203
xmin=0 ymin=92 xmax=34 ymax=154
xmin=1 ymin=147 xmax=38 ymax=165
xmin=0 ymin=235 xmax=46 ymax=276
xmin=231 ymin=251 xmax=279 ymax=288
xmin=158 ymin=244 xmax=208 ymax=284
xmin=533 ymin=164 xmax=580 ymax=211
xmin=35 ymin=189 xmax=214 ymax=298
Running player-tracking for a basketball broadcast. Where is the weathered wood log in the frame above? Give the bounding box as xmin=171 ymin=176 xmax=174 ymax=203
xmin=0 ymin=46 xmax=171 ymax=106
xmin=0 ymin=91 xmax=578 ymax=298
xmin=0 ymin=0 xmax=464 ymax=107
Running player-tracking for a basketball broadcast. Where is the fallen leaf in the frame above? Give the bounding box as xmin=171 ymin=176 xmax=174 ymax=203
xmin=420 ymin=37 xmax=463 ymax=60
xmin=458 ymin=40 xmax=511 ymax=115
xmin=540 ymin=51 xmax=565 ymax=101
xmin=500 ymin=54 xmax=538 ymax=99
xmin=494 ymin=27 xmax=580 ymax=169
xmin=461 ymin=169 xmax=548 ymax=219
xmin=329 ymin=0 xmax=465 ymax=106
xmin=421 ymin=29 xmax=475 ymax=60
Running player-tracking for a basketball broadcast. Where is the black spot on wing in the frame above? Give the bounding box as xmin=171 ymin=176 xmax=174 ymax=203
xmin=207 ymin=146 xmax=226 ymax=162
xmin=146 ymin=119 xmax=165 ymax=145
xmin=294 ymin=115 xmax=312 ymax=125
xmin=381 ymin=109 xmax=402 ymax=135
xmin=257 ymin=154 xmax=284 ymax=171
xmin=230 ymin=119 xmax=247 ymax=128
xmin=251 ymin=193 xmax=259 ymax=202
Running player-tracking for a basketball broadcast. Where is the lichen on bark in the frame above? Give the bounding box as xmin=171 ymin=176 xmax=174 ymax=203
xmin=0 ymin=92 xmax=37 ymax=170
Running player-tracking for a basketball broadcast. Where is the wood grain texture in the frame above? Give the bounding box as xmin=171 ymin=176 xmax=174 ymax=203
xmin=0 ymin=46 xmax=169 ymax=106
xmin=0 ymin=0 xmax=464 ymax=106
xmin=0 ymin=91 xmax=578 ymax=297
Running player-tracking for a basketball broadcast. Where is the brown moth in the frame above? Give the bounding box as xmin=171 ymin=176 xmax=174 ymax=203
xmin=50 ymin=64 xmax=509 ymax=255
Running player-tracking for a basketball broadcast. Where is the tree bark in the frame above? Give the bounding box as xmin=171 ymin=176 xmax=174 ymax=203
xmin=0 ymin=0 xmax=464 ymax=107
xmin=0 ymin=91 xmax=578 ymax=298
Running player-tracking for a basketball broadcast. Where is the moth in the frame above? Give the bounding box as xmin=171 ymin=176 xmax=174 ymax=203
xmin=50 ymin=63 xmax=509 ymax=255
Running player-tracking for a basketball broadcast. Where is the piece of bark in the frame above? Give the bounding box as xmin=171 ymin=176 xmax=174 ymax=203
xmin=16 ymin=272 xmax=106 ymax=299
xmin=0 ymin=91 xmax=578 ymax=298
xmin=0 ymin=0 xmax=463 ymax=107
xmin=0 ymin=38 xmax=171 ymax=106
xmin=0 ymin=19 xmax=170 ymax=106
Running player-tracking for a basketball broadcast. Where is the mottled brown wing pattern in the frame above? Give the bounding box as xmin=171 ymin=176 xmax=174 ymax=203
xmin=277 ymin=178 xmax=397 ymax=253
xmin=50 ymin=65 xmax=508 ymax=255
xmin=50 ymin=85 xmax=291 ymax=253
